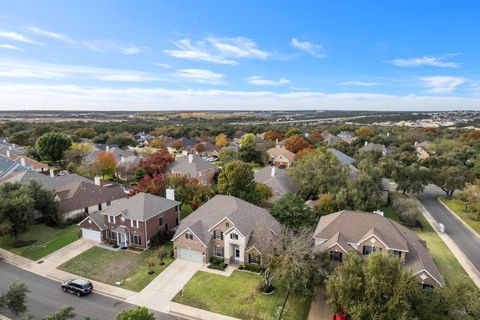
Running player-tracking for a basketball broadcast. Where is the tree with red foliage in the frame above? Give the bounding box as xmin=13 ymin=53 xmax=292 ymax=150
xmin=166 ymin=174 xmax=214 ymax=209
xmin=308 ymin=131 xmax=324 ymax=143
xmin=283 ymin=135 xmax=312 ymax=154
xmin=137 ymin=149 xmax=174 ymax=177
xmin=130 ymin=174 xmax=166 ymax=196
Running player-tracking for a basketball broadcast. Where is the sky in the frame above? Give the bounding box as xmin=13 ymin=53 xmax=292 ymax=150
xmin=0 ymin=0 xmax=479 ymax=111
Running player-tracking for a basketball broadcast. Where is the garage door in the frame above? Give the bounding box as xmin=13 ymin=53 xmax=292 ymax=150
xmin=82 ymin=229 xmax=102 ymax=242
xmin=178 ymin=248 xmax=203 ymax=263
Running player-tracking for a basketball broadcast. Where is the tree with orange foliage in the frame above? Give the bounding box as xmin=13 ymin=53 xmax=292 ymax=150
xmin=307 ymin=131 xmax=323 ymax=143
xmin=283 ymin=135 xmax=312 ymax=154
xmin=215 ymin=133 xmax=229 ymax=147
xmin=148 ymin=138 xmax=166 ymax=149
xmin=95 ymin=151 xmax=117 ymax=179
xmin=137 ymin=149 xmax=174 ymax=177
xmin=354 ymin=126 xmax=374 ymax=138
xmin=263 ymin=130 xmax=283 ymax=142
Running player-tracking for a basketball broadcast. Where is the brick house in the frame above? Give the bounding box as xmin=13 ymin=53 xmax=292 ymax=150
xmin=78 ymin=192 xmax=181 ymax=249
xmin=166 ymin=154 xmax=218 ymax=185
xmin=313 ymin=210 xmax=444 ymax=287
xmin=172 ymin=195 xmax=281 ymax=265
xmin=266 ymin=146 xmax=295 ymax=168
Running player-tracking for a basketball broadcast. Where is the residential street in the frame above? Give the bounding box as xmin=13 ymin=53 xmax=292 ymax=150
xmin=416 ymin=185 xmax=480 ymax=272
xmin=0 ymin=263 xmax=183 ymax=320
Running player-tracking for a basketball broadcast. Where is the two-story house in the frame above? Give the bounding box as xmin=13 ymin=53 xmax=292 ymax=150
xmin=172 ymin=195 xmax=281 ymax=265
xmin=266 ymin=146 xmax=296 ymax=168
xmin=313 ymin=210 xmax=444 ymax=287
xmin=166 ymin=154 xmax=218 ymax=185
xmin=78 ymin=192 xmax=181 ymax=249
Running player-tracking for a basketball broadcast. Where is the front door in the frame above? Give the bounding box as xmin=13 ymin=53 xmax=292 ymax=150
xmin=234 ymin=246 xmax=240 ymax=261
xmin=118 ymin=233 xmax=128 ymax=247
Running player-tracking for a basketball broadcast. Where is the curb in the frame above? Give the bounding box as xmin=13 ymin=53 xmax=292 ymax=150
xmin=437 ymin=198 xmax=480 ymax=241
xmin=415 ymin=198 xmax=480 ymax=288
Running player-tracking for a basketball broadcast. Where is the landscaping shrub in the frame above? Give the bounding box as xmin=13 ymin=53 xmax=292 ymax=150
xmin=391 ymin=196 xmax=420 ymax=227
xmin=63 ymin=213 xmax=86 ymax=226
xmin=244 ymin=263 xmax=262 ymax=273
xmin=11 ymin=239 xmax=37 ymax=248
xmin=209 ymin=256 xmax=223 ymax=265
xmin=150 ymin=230 xmax=175 ymax=247
xmin=207 ymin=262 xmax=228 ymax=271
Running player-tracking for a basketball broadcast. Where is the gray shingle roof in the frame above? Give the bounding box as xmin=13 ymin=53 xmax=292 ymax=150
xmin=80 ymin=212 xmax=107 ymax=230
xmin=254 ymin=166 xmax=298 ymax=195
xmin=166 ymin=154 xmax=215 ymax=177
xmin=98 ymin=192 xmax=181 ymax=221
xmin=173 ymin=195 xmax=281 ymax=246
xmin=0 ymin=156 xmax=20 ymax=180
xmin=359 ymin=142 xmax=387 ymax=154
xmin=6 ymin=171 xmax=91 ymax=191
xmin=327 ymin=148 xmax=355 ymax=166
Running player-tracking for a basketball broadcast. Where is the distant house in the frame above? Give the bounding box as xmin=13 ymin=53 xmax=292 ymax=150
xmin=84 ymin=145 xmax=136 ymax=164
xmin=327 ymin=148 xmax=355 ymax=167
xmin=166 ymin=154 xmax=218 ymax=185
xmin=12 ymin=156 xmax=48 ymax=173
xmin=133 ymin=132 xmax=154 ymax=146
xmin=0 ymin=156 xmax=23 ymax=181
xmin=415 ymin=141 xmax=432 ymax=160
xmin=0 ymin=139 xmax=25 ymax=159
xmin=337 ymin=131 xmax=355 ymax=144
xmin=320 ymin=131 xmax=341 ymax=145
xmin=193 ymin=141 xmax=221 ymax=157
xmin=266 ymin=147 xmax=296 ymax=168
xmin=4 ymin=171 xmax=126 ymax=221
xmin=254 ymin=166 xmax=298 ymax=201
xmin=313 ymin=210 xmax=444 ymax=287
xmin=359 ymin=142 xmax=387 ymax=156
xmin=115 ymin=155 xmax=142 ymax=181
xmin=172 ymin=195 xmax=281 ymax=265
xmin=79 ymin=192 xmax=181 ymax=249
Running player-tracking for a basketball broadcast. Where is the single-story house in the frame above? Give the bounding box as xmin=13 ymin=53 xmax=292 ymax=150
xmin=359 ymin=142 xmax=387 ymax=156
xmin=84 ymin=145 xmax=136 ymax=164
xmin=79 ymin=192 xmax=181 ymax=249
xmin=266 ymin=147 xmax=296 ymax=168
xmin=254 ymin=166 xmax=298 ymax=201
xmin=415 ymin=141 xmax=432 ymax=160
xmin=172 ymin=195 xmax=281 ymax=265
xmin=320 ymin=131 xmax=341 ymax=145
xmin=166 ymin=154 xmax=218 ymax=185
xmin=115 ymin=155 xmax=142 ymax=181
xmin=313 ymin=210 xmax=444 ymax=287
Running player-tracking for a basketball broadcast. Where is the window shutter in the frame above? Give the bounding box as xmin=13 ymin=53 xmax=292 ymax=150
xmin=220 ymin=231 xmax=223 ymax=240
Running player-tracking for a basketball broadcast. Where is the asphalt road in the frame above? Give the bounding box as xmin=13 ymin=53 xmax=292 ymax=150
xmin=416 ymin=185 xmax=480 ymax=272
xmin=0 ymin=263 xmax=183 ymax=320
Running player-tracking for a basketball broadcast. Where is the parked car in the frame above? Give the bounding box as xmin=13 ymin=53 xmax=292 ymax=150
xmin=61 ymin=279 xmax=93 ymax=296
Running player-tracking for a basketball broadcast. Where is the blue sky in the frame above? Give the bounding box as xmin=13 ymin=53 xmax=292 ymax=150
xmin=0 ymin=0 xmax=479 ymax=110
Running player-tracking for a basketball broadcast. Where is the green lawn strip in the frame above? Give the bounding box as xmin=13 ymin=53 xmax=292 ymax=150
xmin=440 ymin=198 xmax=480 ymax=236
xmin=0 ymin=224 xmax=80 ymax=261
xmin=58 ymin=243 xmax=174 ymax=292
xmin=181 ymin=203 xmax=193 ymax=219
xmin=380 ymin=206 xmax=401 ymax=222
xmin=173 ymin=271 xmax=309 ymax=320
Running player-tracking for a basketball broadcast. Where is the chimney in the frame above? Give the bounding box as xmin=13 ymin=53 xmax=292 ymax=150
xmin=414 ymin=141 xmax=418 ymax=146
xmin=2 ymin=138 xmax=6 ymax=143
xmin=94 ymin=176 xmax=101 ymax=186
xmin=364 ymin=141 xmax=368 ymax=146
xmin=120 ymin=156 xmax=125 ymax=162
xmin=49 ymin=168 xmax=55 ymax=177
xmin=271 ymin=166 xmax=276 ymax=177
xmin=188 ymin=154 xmax=193 ymax=163
xmin=20 ymin=157 xmax=26 ymax=167
xmin=8 ymin=146 xmax=12 ymax=150
xmin=166 ymin=188 xmax=175 ymax=201
xmin=106 ymin=145 xmax=109 ymax=152
xmin=6 ymin=150 xmax=10 ymax=158
xmin=12 ymin=143 xmax=15 ymax=148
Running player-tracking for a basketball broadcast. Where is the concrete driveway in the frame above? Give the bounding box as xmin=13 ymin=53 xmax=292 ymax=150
xmin=127 ymin=259 xmax=202 ymax=313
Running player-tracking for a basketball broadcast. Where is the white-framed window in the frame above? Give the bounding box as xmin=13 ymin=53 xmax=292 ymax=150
xmin=213 ymin=247 xmax=224 ymax=257
xmin=213 ymin=230 xmax=223 ymax=240
xmin=108 ymin=215 xmax=115 ymax=224
xmin=131 ymin=219 xmax=139 ymax=228
xmin=185 ymin=233 xmax=194 ymax=240
xmin=248 ymin=254 xmax=261 ymax=264
xmin=330 ymin=251 xmax=343 ymax=262
xmin=391 ymin=250 xmax=402 ymax=258
xmin=230 ymin=233 xmax=239 ymax=240
xmin=131 ymin=234 xmax=141 ymax=246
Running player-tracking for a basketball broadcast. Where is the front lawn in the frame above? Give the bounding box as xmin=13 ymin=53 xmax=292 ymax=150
xmin=0 ymin=224 xmax=80 ymax=261
xmin=384 ymin=199 xmax=472 ymax=287
xmin=440 ymin=198 xmax=480 ymax=236
xmin=58 ymin=243 xmax=174 ymax=292
xmin=173 ymin=271 xmax=309 ymax=320
xmin=181 ymin=203 xmax=193 ymax=219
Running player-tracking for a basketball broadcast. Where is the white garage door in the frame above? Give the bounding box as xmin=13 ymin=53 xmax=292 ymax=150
xmin=178 ymin=248 xmax=203 ymax=263
xmin=82 ymin=229 xmax=102 ymax=242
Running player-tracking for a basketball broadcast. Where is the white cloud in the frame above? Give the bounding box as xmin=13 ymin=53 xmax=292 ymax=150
xmin=0 ymin=84 xmax=479 ymax=111
xmin=0 ymin=44 xmax=20 ymax=50
xmin=154 ymin=62 xmax=172 ymax=69
xmin=81 ymin=40 xmax=145 ymax=54
xmin=176 ymin=69 xmax=225 ymax=84
xmin=245 ymin=76 xmax=290 ymax=86
xmin=24 ymin=26 xmax=72 ymax=43
xmin=120 ymin=46 xmax=142 ymax=55
xmin=290 ymin=38 xmax=325 ymax=58
xmin=0 ymin=30 xmax=41 ymax=44
xmin=388 ymin=55 xmax=459 ymax=68
xmin=164 ymin=36 xmax=268 ymax=64
xmin=421 ymin=76 xmax=464 ymax=94
xmin=340 ymin=80 xmax=381 ymax=86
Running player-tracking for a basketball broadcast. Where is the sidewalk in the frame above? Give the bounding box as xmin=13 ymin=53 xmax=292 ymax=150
xmin=417 ymin=200 xmax=480 ymax=288
xmin=0 ymin=239 xmax=136 ymax=300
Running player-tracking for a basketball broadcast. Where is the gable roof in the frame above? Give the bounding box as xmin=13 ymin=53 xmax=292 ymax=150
xmin=254 ymin=166 xmax=298 ymax=195
xmin=320 ymin=131 xmax=341 ymax=145
xmin=327 ymin=148 xmax=355 ymax=166
xmin=266 ymin=147 xmax=296 ymax=162
xmin=0 ymin=156 xmax=20 ymax=180
xmin=313 ymin=210 xmax=444 ymax=286
xmin=359 ymin=142 xmax=387 ymax=154
xmin=5 ymin=170 xmax=91 ymax=191
xmin=79 ymin=212 xmax=107 ymax=230
xmin=98 ymin=192 xmax=181 ymax=221
xmin=173 ymin=195 xmax=281 ymax=246
xmin=166 ymin=154 xmax=216 ymax=177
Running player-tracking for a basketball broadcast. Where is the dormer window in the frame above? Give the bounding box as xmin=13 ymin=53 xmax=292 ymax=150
xmin=230 ymin=233 xmax=239 ymax=240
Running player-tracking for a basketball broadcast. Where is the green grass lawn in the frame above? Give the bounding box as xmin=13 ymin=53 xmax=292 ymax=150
xmin=173 ymin=271 xmax=310 ymax=320
xmin=58 ymin=243 xmax=174 ymax=292
xmin=384 ymin=198 xmax=472 ymax=287
xmin=440 ymin=198 xmax=480 ymax=236
xmin=181 ymin=203 xmax=193 ymax=219
xmin=0 ymin=224 xmax=80 ymax=261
